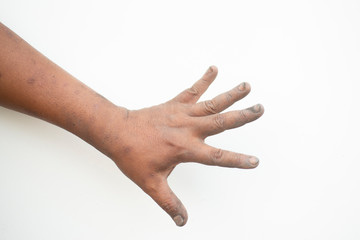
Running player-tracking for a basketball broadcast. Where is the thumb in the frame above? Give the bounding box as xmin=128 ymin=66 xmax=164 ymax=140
xmin=147 ymin=179 xmax=188 ymax=227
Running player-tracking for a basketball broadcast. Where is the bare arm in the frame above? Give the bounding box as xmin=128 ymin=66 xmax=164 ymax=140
xmin=0 ymin=22 xmax=264 ymax=226
xmin=0 ymin=23 xmax=127 ymax=152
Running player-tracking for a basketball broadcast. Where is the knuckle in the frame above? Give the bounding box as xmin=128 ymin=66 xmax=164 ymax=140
xmin=143 ymin=181 xmax=157 ymax=195
xmin=213 ymin=114 xmax=225 ymax=130
xmin=200 ymin=74 xmax=212 ymax=83
xmin=161 ymin=198 xmax=175 ymax=213
xmin=186 ymin=86 xmax=199 ymax=96
xmin=226 ymin=92 xmax=233 ymax=104
xmin=203 ymin=100 xmax=217 ymax=114
xmin=239 ymin=110 xmax=249 ymax=124
xmin=142 ymin=177 xmax=160 ymax=195
xmin=210 ymin=148 xmax=224 ymax=164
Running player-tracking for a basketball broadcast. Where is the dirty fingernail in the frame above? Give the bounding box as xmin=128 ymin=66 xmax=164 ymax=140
xmin=238 ymin=82 xmax=247 ymax=91
xmin=249 ymin=104 xmax=262 ymax=113
xmin=207 ymin=66 xmax=213 ymax=73
xmin=249 ymin=157 xmax=259 ymax=166
xmin=173 ymin=215 xmax=184 ymax=226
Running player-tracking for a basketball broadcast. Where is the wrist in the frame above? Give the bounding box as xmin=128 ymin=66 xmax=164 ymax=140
xmin=82 ymin=102 xmax=129 ymax=159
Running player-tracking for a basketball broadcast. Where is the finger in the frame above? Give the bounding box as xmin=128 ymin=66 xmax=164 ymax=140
xmin=144 ymin=178 xmax=188 ymax=227
xmin=189 ymin=142 xmax=260 ymax=169
xmin=196 ymin=104 xmax=264 ymax=137
xmin=173 ymin=66 xmax=218 ymax=104
xmin=190 ymin=82 xmax=251 ymax=116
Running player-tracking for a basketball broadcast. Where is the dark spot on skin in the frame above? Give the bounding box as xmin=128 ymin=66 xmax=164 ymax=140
xmin=74 ymin=90 xmax=80 ymax=95
xmin=31 ymin=59 xmax=36 ymax=65
xmin=27 ymin=78 xmax=36 ymax=85
xmin=0 ymin=72 xmax=2 ymax=80
xmin=122 ymin=146 xmax=132 ymax=155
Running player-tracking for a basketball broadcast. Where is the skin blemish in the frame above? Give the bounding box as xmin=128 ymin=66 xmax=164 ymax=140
xmin=27 ymin=78 xmax=36 ymax=85
xmin=122 ymin=146 xmax=132 ymax=155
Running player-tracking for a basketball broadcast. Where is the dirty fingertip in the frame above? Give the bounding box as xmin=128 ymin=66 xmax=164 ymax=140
xmin=173 ymin=215 xmax=185 ymax=227
xmin=248 ymin=156 xmax=260 ymax=167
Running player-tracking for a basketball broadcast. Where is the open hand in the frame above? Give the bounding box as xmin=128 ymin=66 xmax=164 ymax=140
xmin=108 ymin=66 xmax=264 ymax=226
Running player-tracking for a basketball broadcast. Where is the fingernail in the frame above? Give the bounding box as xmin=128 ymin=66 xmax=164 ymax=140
xmin=207 ymin=66 xmax=213 ymax=73
xmin=238 ymin=82 xmax=247 ymax=91
xmin=248 ymin=157 xmax=259 ymax=166
xmin=173 ymin=215 xmax=184 ymax=226
xmin=248 ymin=104 xmax=262 ymax=113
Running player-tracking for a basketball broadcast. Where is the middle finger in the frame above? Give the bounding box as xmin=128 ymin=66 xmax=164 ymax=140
xmin=189 ymin=82 xmax=251 ymax=116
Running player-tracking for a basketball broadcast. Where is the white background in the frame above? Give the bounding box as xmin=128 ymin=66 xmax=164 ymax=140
xmin=1 ymin=0 xmax=360 ymax=239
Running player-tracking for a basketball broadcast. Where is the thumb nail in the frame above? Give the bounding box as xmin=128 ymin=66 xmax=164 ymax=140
xmin=173 ymin=215 xmax=184 ymax=226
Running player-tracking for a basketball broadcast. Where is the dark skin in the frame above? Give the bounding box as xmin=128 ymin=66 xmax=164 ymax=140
xmin=0 ymin=22 xmax=264 ymax=226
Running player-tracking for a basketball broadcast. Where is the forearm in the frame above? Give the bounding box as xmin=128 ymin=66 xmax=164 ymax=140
xmin=0 ymin=22 xmax=127 ymax=155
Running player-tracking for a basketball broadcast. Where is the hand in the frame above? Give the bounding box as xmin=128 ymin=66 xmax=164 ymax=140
xmin=107 ymin=66 xmax=264 ymax=226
